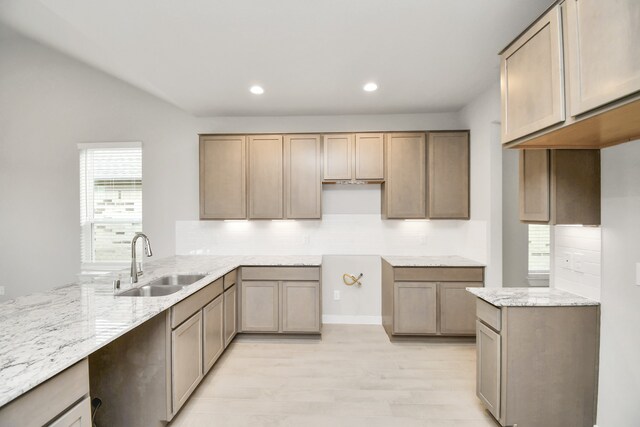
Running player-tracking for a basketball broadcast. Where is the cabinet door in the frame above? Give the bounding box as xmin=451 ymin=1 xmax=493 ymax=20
xmin=323 ymin=134 xmax=353 ymax=180
xmin=172 ymin=312 xmax=203 ymax=413
xmin=383 ymin=133 xmax=426 ymax=219
xmin=427 ymin=132 xmax=470 ymax=219
xmin=519 ymin=149 xmax=550 ymax=223
xmin=203 ymin=294 xmax=224 ymax=374
xmin=476 ymin=321 xmax=501 ymax=420
xmin=241 ymin=281 xmax=279 ymax=332
xmin=200 ymin=135 xmax=246 ymax=219
xmin=49 ymin=396 xmax=92 ymax=427
xmin=248 ymin=135 xmax=283 ymax=219
xmin=393 ymin=282 xmax=437 ymax=334
xmin=224 ymin=285 xmax=237 ymax=347
xmin=501 ymin=5 xmax=565 ymax=143
xmin=285 ymin=135 xmax=322 ymax=219
xmin=282 ymin=281 xmax=320 ymax=333
xmin=439 ymin=283 xmax=480 ymax=335
xmin=566 ymin=0 xmax=640 ymax=115
xmin=355 ymin=133 xmax=384 ymax=180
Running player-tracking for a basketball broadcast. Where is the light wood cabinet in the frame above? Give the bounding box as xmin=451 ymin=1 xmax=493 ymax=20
xmin=199 ymin=135 xmax=247 ymax=219
xmin=49 ymin=397 xmax=92 ymax=427
xmin=476 ymin=321 xmax=501 ymax=420
xmin=248 ymin=135 xmax=284 ymax=219
xmin=393 ymin=282 xmax=437 ymax=334
xmin=520 ymin=149 xmax=600 ymax=225
xmin=241 ymin=281 xmax=280 ymax=332
xmin=519 ymin=149 xmax=550 ymax=222
xmin=566 ymin=0 xmax=640 ymax=116
xmin=0 ymin=359 xmax=90 ymax=427
xmin=285 ymin=134 xmax=322 ymax=219
xmin=282 ymin=281 xmax=321 ymax=332
xmin=500 ymin=5 xmax=565 ymax=144
xmin=440 ymin=282 xmax=480 ymax=335
xmin=171 ymin=311 xmax=203 ymax=413
xmin=323 ymin=134 xmax=353 ymax=180
xmin=383 ymin=132 xmax=426 ymax=219
xmin=427 ymin=132 xmax=469 ymax=219
xmin=355 ymin=133 xmax=384 ymax=180
xmin=472 ymin=299 xmax=599 ymax=426
xmin=381 ymin=261 xmax=485 ymax=338
xmin=239 ymin=267 xmax=321 ymax=334
xmin=203 ymin=294 xmax=224 ymax=374
xmin=223 ymin=285 xmax=237 ymax=347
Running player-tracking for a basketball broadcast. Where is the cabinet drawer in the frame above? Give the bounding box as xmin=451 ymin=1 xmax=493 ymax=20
xmin=241 ymin=266 xmax=320 ymax=281
xmin=476 ymin=299 xmax=501 ymax=332
xmin=49 ymin=396 xmax=91 ymax=427
xmin=394 ymin=267 xmax=484 ymax=282
xmin=171 ymin=278 xmax=223 ymax=329
xmin=223 ymin=269 xmax=237 ymax=290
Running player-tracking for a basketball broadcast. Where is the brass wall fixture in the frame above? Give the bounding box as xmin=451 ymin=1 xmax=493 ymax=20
xmin=342 ymin=273 xmax=363 ymax=286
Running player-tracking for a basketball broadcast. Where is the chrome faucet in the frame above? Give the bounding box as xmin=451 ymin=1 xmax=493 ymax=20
xmin=130 ymin=232 xmax=153 ymax=283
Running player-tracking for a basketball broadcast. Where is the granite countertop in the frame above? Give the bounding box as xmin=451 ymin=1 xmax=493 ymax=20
xmin=466 ymin=287 xmax=600 ymax=307
xmin=0 ymin=255 xmax=321 ymax=408
xmin=382 ymin=255 xmax=485 ymax=267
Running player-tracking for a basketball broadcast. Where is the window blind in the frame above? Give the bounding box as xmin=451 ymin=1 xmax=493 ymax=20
xmin=528 ymin=224 xmax=550 ymax=274
xmin=79 ymin=144 xmax=142 ymax=265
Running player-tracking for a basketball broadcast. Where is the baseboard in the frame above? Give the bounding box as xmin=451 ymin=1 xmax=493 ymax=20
xmin=322 ymin=315 xmax=382 ymax=325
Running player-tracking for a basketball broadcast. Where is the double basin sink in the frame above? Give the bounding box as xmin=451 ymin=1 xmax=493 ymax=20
xmin=117 ymin=274 xmax=206 ymax=297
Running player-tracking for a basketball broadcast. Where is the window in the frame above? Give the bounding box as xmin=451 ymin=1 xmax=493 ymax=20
xmin=79 ymin=142 xmax=142 ymax=267
xmin=528 ymin=224 xmax=550 ymax=275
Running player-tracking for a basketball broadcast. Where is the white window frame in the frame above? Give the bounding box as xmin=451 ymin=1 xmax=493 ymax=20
xmin=79 ymin=141 xmax=142 ymax=271
xmin=527 ymin=224 xmax=551 ymax=281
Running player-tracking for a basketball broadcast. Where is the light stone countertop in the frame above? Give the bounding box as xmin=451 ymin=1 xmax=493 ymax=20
xmin=0 ymin=255 xmax=321 ymax=408
xmin=466 ymin=287 xmax=600 ymax=307
xmin=382 ymin=255 xmax=485 ymax=267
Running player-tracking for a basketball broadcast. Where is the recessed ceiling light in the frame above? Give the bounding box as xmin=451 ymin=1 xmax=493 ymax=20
xmin=249 ymin=85 xmax=264 ymax=95
xmin=363 ymin=82 xmax=378 ymax=92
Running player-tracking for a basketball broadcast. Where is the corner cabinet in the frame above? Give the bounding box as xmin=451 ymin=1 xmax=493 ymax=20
xmin=382 ymin=132 xmax=426 ymax=219
xmin=381 ymin=260 xmax=484 ymax=338
xmin=501 ymin=5 xmax=564 ymax=143
xmin=239 ymin=266 xmax=321 ymax=334
xmin=199 ymin=135 xmax=247 ymax=219
xmin=520 ymin=149 xmax=600 ymax=225
xmin=427 ymin=132 xmax=470 ymax=219
xmin=472 ymin=297 xmax=599 ymax=427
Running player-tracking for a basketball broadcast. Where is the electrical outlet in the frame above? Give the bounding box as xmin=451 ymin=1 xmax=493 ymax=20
xmin=560 ymin=252 xmax=571 ymax=269
xmin=573 ymin=253 xmax=584 ymax=273
xmin=302 ymin=234 xmax=310 ymax=245
xmin=636 ymin=263 xmax=640 ymax=286
xmin=333 ymin=290 xmax=340 ymax=300
xmin=0 ymin=286 xmax=5 ymax=296
xmin=418 ymin=234 xmax=427 ymax=245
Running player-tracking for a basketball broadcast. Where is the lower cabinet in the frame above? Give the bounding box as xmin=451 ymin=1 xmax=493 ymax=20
xmin=224 ymin=284 xmax=237 ymax=347
xmin=0 ymin=359 xmax=90 ymax=427
xmin=239 ymin=267 xmax=321 ymax=334
xmin=472 ymin=298 xmax=599 ymax=426
xmin=393 ymin=282 xmax=437 ymax=334
xmin=172 ymin=312 xmax=203 ymax=413
xmin=203 ymin=295 xmax=224 ymax=374
xmin=381 ymin=261 xmax=484 ymax=338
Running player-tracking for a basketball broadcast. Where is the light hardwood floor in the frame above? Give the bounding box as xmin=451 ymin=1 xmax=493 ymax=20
xmin=170 ymin=324 xmax=499 ymax=427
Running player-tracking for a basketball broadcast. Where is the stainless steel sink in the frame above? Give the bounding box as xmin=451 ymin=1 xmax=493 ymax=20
xmin=117 ymin=274 xmax=207 ymax=297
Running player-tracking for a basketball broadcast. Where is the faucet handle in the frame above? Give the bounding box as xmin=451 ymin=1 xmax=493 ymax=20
xmin=113 ymin=279 xmax=121 ymax=293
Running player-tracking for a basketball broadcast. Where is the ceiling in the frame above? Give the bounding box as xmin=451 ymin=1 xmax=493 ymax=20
xmin=0 ymin=0 xmax=551 ymax=117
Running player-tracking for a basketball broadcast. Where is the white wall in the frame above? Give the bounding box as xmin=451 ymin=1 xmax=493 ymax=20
xmin=552 ymin=226 xmax=601 ymax=301
xmin=458 ymin=82 xmax=503 ymax=287
xmin=502 ymin=148 xmax=529 ymax=286
xmin=597 ymin=140 xmax=640 ymax=426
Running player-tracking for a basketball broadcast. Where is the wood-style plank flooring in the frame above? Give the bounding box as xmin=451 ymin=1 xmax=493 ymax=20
xmin=170 ymin=324 xmax=499 ymax=427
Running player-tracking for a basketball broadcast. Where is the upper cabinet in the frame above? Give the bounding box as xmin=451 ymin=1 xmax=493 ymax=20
xmin=427 ymin=132 xmax=470 ymax=219
xmin=284 ymin=135 xmax=322 ymax=219
xmin=519 ymin=149 xmax=600 ymax=225
xmin=501 ymin=0 xmax=640 ymax=149
xmin=200 ymin=135 xmax=247 ymax=219
xmin=248 ymin=135 xmax=284 ymax=219
xmin=323 ymin=133 xmax=384 ymax=182
xmin=566 ymin=0 xmax=640 ymax=116
xmin=501 ymin=5 xmax=565 ymax=144
xmin=383 ymin=133 xmax=426 ymax=219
